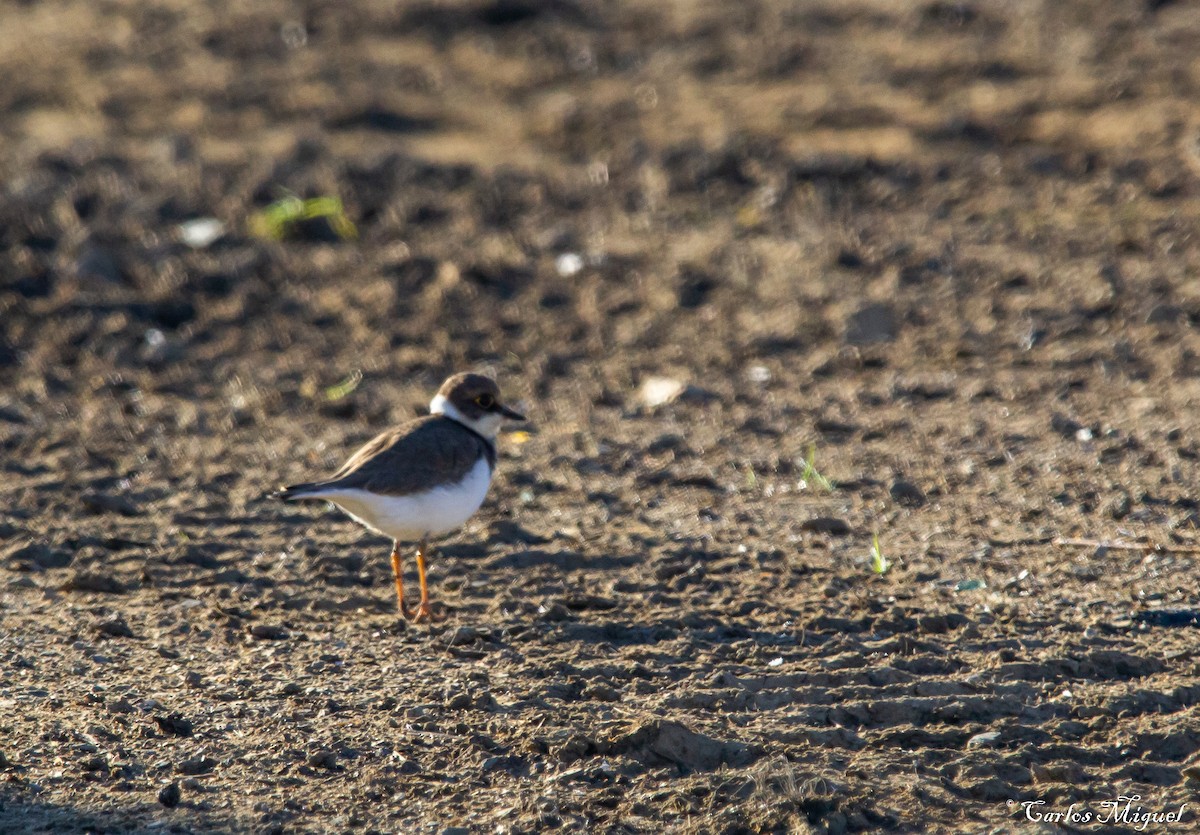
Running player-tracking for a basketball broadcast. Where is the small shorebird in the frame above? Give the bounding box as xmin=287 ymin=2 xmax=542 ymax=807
xmin=277 ymin=373 xmax=525 ymax=621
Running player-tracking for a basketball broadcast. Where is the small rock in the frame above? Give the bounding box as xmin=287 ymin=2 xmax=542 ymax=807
xmin=1054 ymin=720 xmax=1088 ymax=740
xmin=554 ymin=253 xmax=583 ymax=277
xmin=80 ymin=754 xmax=108 ymax=772
xmin=154 ymin=714 xmax=194 ymax=738
xmin=63 ymin=571 xmax=128 ymax=594
xmin=562 ymin=594 xmax=617 ymax=611
xmin=836 ymin=249 xmax=864 ymax=269
xmin=96 ymin=616 xmax=134 ymax=639
xmin=537 ymin=602 xmax=572 ymax=621
xmin=177 ymin=218 xmax=226 ymax=249
xmin=158 ymin=781 xmax=182 ymax=808
xmin=249 ymin=624 xmax=289 ymax=641
xmin=639 ymin=376 xmax=686 ymax=408
xmin=1050 ymin=413 xmax=1085 ymax=439
xmin=184 ymin=671 xmax=203 ymax=689
xmin=444 ymin=692 xmax=472 ymax=710
xmin=889 ymin=480 xmax=926 ymax=507
xmin=800 ymin=517 xmax=851 ymax=535
xmin=307 ymin=749 xmax=338 ymax=770
xmin=75 ymin=245 xmax=123 ymax=283
xmin=967 ymin=731 xmax=1001 ymax=748
xmin=80 ymin=492 xmax=140 ymax=517
xmin=445 ymin=626 xmax=483 ymax=647
xmin=443 ymin=827 xmax=471 ymax=835
xmin=845 ymin=302 xmax=898 ymax=345
xmin=177 ymin=756 xmax=216 ymax=775
xmin=746 ymin=365 xmax=771 ymax=383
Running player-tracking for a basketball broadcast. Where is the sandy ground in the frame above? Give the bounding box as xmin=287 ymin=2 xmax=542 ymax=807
xmin=3 ymin=1 xmax=1200 ymax=832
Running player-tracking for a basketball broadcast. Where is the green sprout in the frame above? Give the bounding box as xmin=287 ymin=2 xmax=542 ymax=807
xmin=744 ymin=464 xmax=758 ymax=490
xmin=250 ymin=194 xmax=357 ymax=241
xmin=869 ymin=534 xmax=891 ymax=575
xmin=800 ymin=444 xmax=834 ymax=493
xmin=323 ymin=369 xmax=363 ymax=401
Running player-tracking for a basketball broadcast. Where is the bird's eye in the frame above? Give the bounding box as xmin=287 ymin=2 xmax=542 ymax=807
xmin=475 ymin=394 xmax=494 ymax=409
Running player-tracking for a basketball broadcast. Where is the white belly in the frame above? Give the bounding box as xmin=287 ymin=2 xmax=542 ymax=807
xmin=317 ymin=458 xmax=493 ymax=541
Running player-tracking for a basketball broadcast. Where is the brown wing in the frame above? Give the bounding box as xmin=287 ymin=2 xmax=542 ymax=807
xmin=315 ymin=415 xmax=493 ymax=496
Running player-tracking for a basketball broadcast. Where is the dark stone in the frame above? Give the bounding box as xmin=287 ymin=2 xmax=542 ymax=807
xmin=96 ymin=616 xmax=135 ymax=638
xmin=81 ymin=493 xmax=140 ymax=517
xmin=890 ymin=480 xmax=927 ymax=507
xmin=154 ymin=714 xmax=195 ymax=738
xmin=801 ymin=517 xmax=851 ymax=535
xmin=75 ymin=245 xmax=123 ymax=283
xmin=249 ymin=624 xmax=290 ymax=641
xmin=845 ymin=303 xmax=898 ymax=345
xmin=835 ymin=249 xmax=864 ymax=269
xmin=177 ymin=756 xmax=216 ymax=775
xmin=158 ymin=782 xmax=182 ymax=808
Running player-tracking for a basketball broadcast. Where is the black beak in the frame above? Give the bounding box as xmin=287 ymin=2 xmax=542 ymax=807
xmin=497 ymin=402 xmax=525 ymax=421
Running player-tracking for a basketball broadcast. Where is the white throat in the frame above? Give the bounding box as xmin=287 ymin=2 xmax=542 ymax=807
xmin=430 ymin=394 xmax=502 ymax=439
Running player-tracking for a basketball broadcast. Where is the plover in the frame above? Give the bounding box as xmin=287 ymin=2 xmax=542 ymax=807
xmin=278 ymin=373 xmax=525 ymax=621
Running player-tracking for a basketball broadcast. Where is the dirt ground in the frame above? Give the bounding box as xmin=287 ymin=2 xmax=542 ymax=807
xmin=3 ymin=0 xmax=1200 ymax=832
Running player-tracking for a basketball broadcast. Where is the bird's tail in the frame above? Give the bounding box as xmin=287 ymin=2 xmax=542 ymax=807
xmin=274 ymin=482 xmax=328 ymax=501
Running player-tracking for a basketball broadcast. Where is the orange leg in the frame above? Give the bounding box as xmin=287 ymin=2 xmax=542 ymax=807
xmin=391 ymin=538 xmax=446 ymax=622
xmin=389 ymin=542 xmax=406 ymax=613
xmin=409 ymin=538 xmax=443 ymax=623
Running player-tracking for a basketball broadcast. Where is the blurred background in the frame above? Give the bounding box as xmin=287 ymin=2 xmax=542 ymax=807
xmin=3 ymin=1 xmax=1200 ymax=831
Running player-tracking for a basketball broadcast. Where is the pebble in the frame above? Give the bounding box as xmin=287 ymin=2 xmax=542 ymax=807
xmin=966 ymin=731 xmax=1001 ymax=748
xmin=178 ymin=218 xmax=226 ymax=249
xmin=307 ymin=749 xmax=338 ymax=770
xmin=177 ymin=756 xmax=216 ymax=775
xmin=75 ymin=245 xmax=123 ymax=283
xmin=158 ymin=782 xmax=182 ymax=808
xmin=80 ymin=492 xmax=140 ymax=517
xmin=639 ymin=376 xmax=685 ymax=408
xmin=800 ymin=517 xmax=851 ymax=535
xmin=889 ymin=480 xmax=927 ymax=507
xmin=154 ymin=714 xmax=195 ymax=738
xmin=249 ymin=624 xmax=290 ymax=641
xmin=554 ymin=253 xmax=583 ymax=277
xmin=845 ymin=302 xmax=898 ymax=345
xmin=444 ymin=626 xmax=482 ymax=647
xmin=96 ymin=616 xmax=134 ymax=638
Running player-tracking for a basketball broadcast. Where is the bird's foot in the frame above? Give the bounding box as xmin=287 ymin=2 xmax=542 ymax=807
xmin=401 ymin=599 xmax=448 ymax=624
